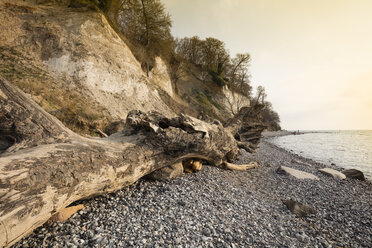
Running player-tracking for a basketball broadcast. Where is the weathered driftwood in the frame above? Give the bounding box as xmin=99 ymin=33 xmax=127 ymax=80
xmin=0 ymin=76 xmax=263 ymax=247
xmin=224 ymin=161 xmax=259 ymax=171
xmin=224 ymin=106 xmax=266 ymax=152
xmin=48 ymin=204 xmax=85 ymax=223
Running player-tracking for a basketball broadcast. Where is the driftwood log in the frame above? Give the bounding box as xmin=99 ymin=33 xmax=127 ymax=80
xmin=0 ymin=77 xmax=263 ymax=247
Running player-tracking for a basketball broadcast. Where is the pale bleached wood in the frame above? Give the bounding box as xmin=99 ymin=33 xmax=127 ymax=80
xmin=224 ymin=161 xmax=259 ymax=171
xmin=1 ymin=76 xmax=250 ymax=247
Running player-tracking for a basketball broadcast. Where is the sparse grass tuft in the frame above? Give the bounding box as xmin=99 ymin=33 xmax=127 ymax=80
xmin=0 ymin=46 xmax=112 ymax=136
xmin=192 ymin=89 xmax=224 ymax=111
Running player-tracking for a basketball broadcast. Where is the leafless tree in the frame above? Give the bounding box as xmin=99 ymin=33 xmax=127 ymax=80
xmin=223 ymin=87 xmax=250 ymax=116
xmin=254 ymin=86 xmax=267 ymax=106
xmin=221 ymin=53 xmax=252 ymax=115
xmin=227 ymin=53 xmax=251 ymax=95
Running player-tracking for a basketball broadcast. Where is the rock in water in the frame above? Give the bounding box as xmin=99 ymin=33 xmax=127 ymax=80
xmin=276 ymin=166 xmax=319 ymax=180
xmin=318 ymin=168 xmax=346 ymax=180
xmin=342 ymin=169 xmax=365 ymax=181
xmin=281 ymin=199 xmax=316 ymax=218
xmin=147 ymin=162 xmax=184 ymax=181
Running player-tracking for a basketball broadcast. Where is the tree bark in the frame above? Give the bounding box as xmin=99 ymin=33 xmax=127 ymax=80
xmin=0 ymin=76 xmax=256 ymax=247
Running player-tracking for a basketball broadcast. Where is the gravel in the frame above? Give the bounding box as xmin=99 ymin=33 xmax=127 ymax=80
xmin=13 ymin=139 xmax=372 ymax=247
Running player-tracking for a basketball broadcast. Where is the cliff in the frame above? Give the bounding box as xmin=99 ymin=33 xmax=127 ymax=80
xmin=0 ymin=2 xmax=266 ymax=246
xmin=0 ymin=0 xmax=250 ymax=135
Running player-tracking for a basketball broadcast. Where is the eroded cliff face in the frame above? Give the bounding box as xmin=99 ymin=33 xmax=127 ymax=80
xmin=174 ymin=66 xmax=251 ymax=121
xmin=39 ymin=12 xmax=175 ymax=119
xmin=0 ymin=0 xmax=176 ymax=134
xmin=149 ymin=57 xmax=174 ymax=98
xmin=0 ymin=0 xmax=250 ymax=135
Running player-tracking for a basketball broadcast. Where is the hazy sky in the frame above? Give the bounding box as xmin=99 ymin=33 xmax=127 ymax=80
xmin=162 ymin=0 xmax=372 ymax=130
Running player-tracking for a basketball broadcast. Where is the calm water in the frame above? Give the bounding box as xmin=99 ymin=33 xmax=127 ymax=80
xmin=269 ymin=131 xmax=372 ymax=180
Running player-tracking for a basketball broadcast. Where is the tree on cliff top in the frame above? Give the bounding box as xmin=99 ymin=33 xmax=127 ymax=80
xmin=175 ymin=36 xmax=230 ymax=75
xmin=118 ymin=0 xmax=172 ymax=47
xmin=175 ymin=37 xmax=252 ymax=95
xmin=262 ymin=101 xmax=281 ymax=131
xmin=104 ymin=0 xmax=172 ymax=73
xmin=252 ymin=86 xmax=281 ymax=131
xmin=227 ymin=53 xmax=252 ymax=97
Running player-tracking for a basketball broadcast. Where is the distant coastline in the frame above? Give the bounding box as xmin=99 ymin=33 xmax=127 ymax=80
xmin=262 ymin=130 xmax=304 ymax=138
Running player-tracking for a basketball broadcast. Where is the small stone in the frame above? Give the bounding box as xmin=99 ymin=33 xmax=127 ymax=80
xmin=202 ymin=228 xmax=211 ymax=236
xmin=295 ymin=233 xmax=309 ymax=242
xmin=282 ymin=199 xmax=316 ymax=217
xmin=342 ymin=169 xmax=365 ymax=181
xmin=201 ymin=236 xmax=209 ymax=242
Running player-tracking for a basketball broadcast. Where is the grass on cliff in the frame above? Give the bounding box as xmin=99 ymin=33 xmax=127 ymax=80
xmin=0 ymin=47 xmax=112 ymax=136
xmin=193 ymin=89 xmax=224 ymax=110
xmin=189 ymin=89 xmax=227 ymax=120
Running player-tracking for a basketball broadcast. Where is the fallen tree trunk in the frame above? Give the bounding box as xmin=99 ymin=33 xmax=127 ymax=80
xmin=0 ymin=76 xmax=262 ymax=247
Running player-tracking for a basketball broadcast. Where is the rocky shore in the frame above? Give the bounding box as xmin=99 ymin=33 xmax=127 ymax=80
xmin=13 ymin=137 xmax=372 ymax=247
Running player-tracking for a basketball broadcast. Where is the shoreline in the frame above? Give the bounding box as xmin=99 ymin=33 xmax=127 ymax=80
xmin=13 ymin=137 xmax=372 ymax=247
xmin=263 ymin=134 xmax=346 ymax=171
xmin=264 ymin=131 xmax=372 ymax=182
xmin=262 ymin=130 xmax=302 ymax=138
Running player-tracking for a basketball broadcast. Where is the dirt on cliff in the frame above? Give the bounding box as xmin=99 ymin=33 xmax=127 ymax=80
xmin=0 ymin=0 xmax=250 ymax=136
xmin=0 ymin=0 xmax=179 ymax=135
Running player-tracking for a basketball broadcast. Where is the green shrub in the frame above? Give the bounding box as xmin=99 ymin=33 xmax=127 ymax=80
xmin=206 ymin=95 xmax=224 ymax=110
xmin=209 ymin=70 xmax=227 ymax=87
xmin=195 ymin=92 xmax=210 ymax=107
xmin=192 ymin=89 xmax=223 ymax=110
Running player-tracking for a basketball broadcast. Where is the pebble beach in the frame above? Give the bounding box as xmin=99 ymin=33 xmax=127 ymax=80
xmin=13 ymin=136 xmax=372 ymax=248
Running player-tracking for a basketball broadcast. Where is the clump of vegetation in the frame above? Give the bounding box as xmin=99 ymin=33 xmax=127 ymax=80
xmin=38 ymin=0 xmax=281 ymax=129
xmin=98 ymin=0 xmax=173 ymax=75
xmin=262 ymin=102 xmax=281 ymax=131
xmin=252 ymin=86 xmax=281 ymax=131
xmin=69 ymin=0 xmax=106 ymax=9
xmin=193 ymin=89 xmax=224 ymax=111
xmin=209 ymin=69 xmax=227 ymax=87
xmin=174 ymin=36 xmax=251 ymax=96
xmin=98 ymin=0 xmax=280 ymax=128
xmin=194 ymin=91 xmax=211 ymax=108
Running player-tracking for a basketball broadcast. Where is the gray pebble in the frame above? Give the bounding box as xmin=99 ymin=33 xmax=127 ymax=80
xmin=11 ymin=141 xmax=372 ymax=248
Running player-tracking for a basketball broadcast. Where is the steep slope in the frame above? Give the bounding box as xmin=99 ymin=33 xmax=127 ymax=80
xmin=174 ymin=64 xmax=250 ymax=121
xmin=0 ymin=0 xmax=176 ymax=135
xmin=0 ymin=0 xmax=251 ymax=136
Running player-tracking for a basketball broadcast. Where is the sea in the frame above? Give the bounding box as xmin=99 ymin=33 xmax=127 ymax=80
xmin=269 ymin=130 xmax=372 ymax=181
